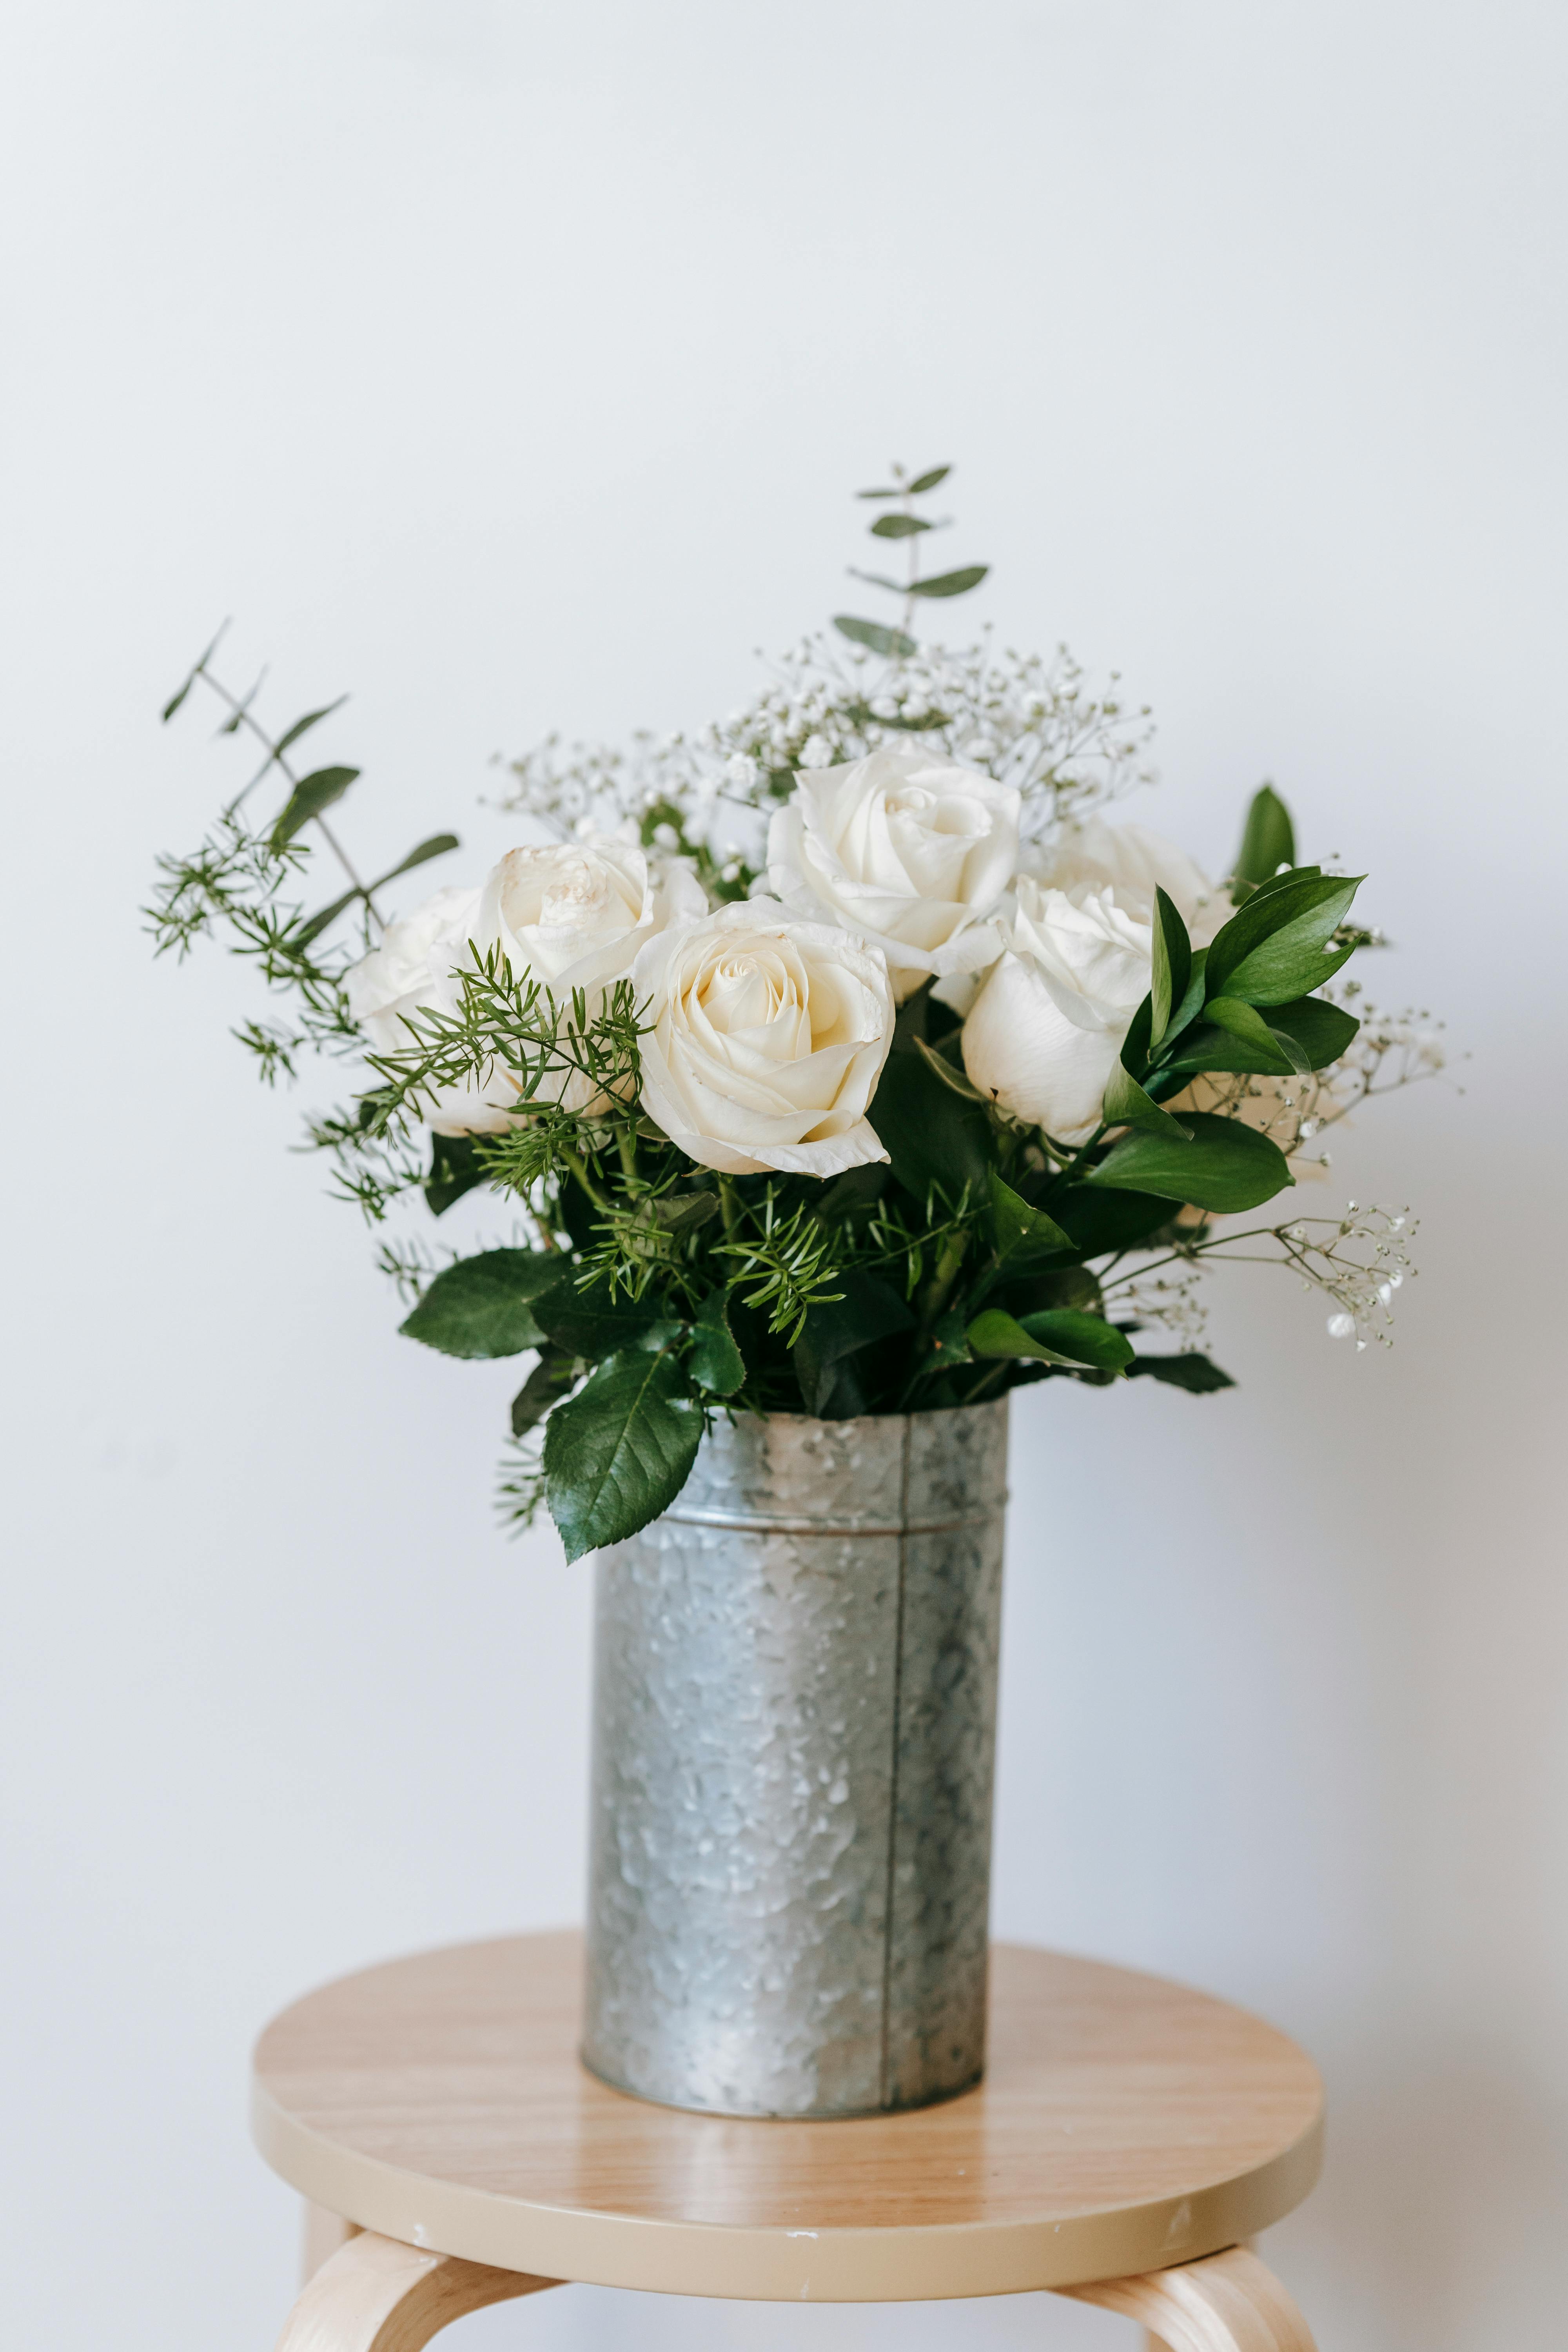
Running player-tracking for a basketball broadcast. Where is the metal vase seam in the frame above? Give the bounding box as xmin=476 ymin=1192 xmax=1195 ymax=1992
xmin=581 ymin=1397 xmax=1009 ymax=2118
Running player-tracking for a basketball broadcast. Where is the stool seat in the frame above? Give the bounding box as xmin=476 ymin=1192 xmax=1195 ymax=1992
xmin=252 ymin=1929 xmax=1321 ymax=2305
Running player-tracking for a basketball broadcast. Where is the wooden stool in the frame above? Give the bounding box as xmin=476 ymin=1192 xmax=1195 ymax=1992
xmin=253 ymin=1931 xmax=1324 ymax=2351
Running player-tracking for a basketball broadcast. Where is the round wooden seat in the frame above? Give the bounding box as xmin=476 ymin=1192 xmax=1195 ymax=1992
xmin=253 ymin=1929 xmax=1322 ymax=2305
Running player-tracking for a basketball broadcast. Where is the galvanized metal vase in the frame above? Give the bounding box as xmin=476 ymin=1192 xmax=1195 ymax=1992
xmin=581 ymin=1398 xmax=1009 ymax=2119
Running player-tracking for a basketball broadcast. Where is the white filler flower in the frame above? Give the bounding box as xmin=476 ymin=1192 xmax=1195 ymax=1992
xmin=630 ymin=900 xmax=895 ymax=1177
xmin=767 ymin=745 xmax=1020 ymax=1002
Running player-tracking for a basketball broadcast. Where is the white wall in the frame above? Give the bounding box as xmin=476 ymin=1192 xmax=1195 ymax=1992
xmin=4 ymin=5 xmax=1564 ymax=2347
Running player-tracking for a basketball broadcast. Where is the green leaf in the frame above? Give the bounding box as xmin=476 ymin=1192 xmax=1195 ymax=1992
xmin=1232 ymin=784 xmax=1296 ymax=896
xmin=1270 ymin=994 xmax=1360 ymax=1066
xmin=269 ymin=765 xmax=361 ymax=851
xmin=532 ymin=1285 xmax=684 ymax=1363
xmin=510 ymin=1348 xmax=579 ymax=1436
xmin=1018 ymin=1310 xmax=1135 ymax=1370
xmin=1149 ymin=887 xmax=1192 ymax=1049
xmin=292 ymin=886 xmax=362 ymax=948
xmin=372 ymin=833 xmax=460 ymax=889
xmin=1102 ymin=1058 xmax=1193 ymax=1136
xmin=1204 ymin=872 xmax=1363 ymax=1005
xmin=907 ymin=465 xmax=951 ymax=493
xmin=688 ymin=1288 xmax=745 ymax=1395
xmin=647 ymin=1191 xmax=719 ymax=1238
xmin=425 ymin=1132 xmax=489 ymax=1217
xmin=1203 ymin=995 xmax=1305 ymax=1074
xmin=1049 ymin=1186 xmax=1175 ymax=1256
xmin=833 ymin=614 xmax=917 ymax=658
xmin=543 ymin=1350 xmax=703 ymax=1562
xmin=815 ymin=1162 xmax=891 ymax=1223
xmin=399 ymin=1249 xmax=563 ymax=1359
xmin=1162 ymin=991 xmax=1358 ymax=1077
xmin=914 ymin=1034 xmax=991 ymax=1104
xmin=848 ymin=570 xmax=910 ymax=594
xmin=273 ymin=697 xmax=348 ymax=760
xmin=870 ymin=514 xmax=933 ymax=538
xmin=905 ymin=565 xmax=989 ymax=599
xmin=868 ymin=1047 xmax=995 ymax=1203
xmin=160 ymin=622 xmax=228 ymax=721
xmin=966 ymin=1307 xmax=1132 ymax=1372
xmin=1127 ymin=1352 xmax=1237 ymax=1394
xmin=1084 ymin=1111 xmax=1294 ymax=1213
xmin=989 ymin=1170 xmax=1073 ymax=1262
xmin=856 ymin=486 xmax=904 ymax=500
xmin=794 ymin=1272 xmax=916 ymax=1418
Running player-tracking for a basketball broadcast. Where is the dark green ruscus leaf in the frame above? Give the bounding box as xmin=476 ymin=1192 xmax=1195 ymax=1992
xmin=1084 ymin=1111 xmax=1294 ymax=1214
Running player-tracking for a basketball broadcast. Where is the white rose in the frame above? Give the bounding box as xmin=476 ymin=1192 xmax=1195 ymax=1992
xmin=960 ymin=878 xmax=1155 ymax=1142
xmin=766 ymin=745 xmax=1020 ymax=1002
xmin=470 ymin=834 xmax=708 ymax=996
xmin=466 ymin=833 xmax=708 ymax=1114
xmin=630 ymin=900 xmax=895 ymax=1178
xmin=347 ymin=885 xmax=516 ymax=1136
xmin=1031 ymin=817 xmax=1224 ymax=945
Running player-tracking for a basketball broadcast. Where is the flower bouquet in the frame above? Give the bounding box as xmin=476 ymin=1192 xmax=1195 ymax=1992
xmin=152 ymin=468 xmax=1437 ymax=2114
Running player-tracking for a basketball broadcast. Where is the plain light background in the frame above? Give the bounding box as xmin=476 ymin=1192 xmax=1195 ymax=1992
xmin=3 ymin=4 xmax=1564 ymax=2347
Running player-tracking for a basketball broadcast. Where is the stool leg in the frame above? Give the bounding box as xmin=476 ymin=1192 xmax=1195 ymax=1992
xmin=302 ymin=2203 xmax=361 ymax=2283
xmin=1061 ymin=2244 xmax=1316 ymax=2352
xmin=274 ymin=2230 xmax=561 ymax=2352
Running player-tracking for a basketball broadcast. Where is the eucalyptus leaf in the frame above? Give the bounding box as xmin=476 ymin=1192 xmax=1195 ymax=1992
xmin=399 ymin=1249 xmax=562 ymax=1359
xmin=905 ymin=565 xmax=989 ymax=599
xmin=1084 ymin=1111 xmax=1294 ymax=1212
xmin=372 ymin=833 xmax=460 ymax=889
xmin=907 ymin=465 xmax=951 ymax=493
xmin=848 ymin=570 xmax=910 ymax=594
xmin=543 ymin=1349 xmax=702 ymax=1563
xmin=273 ymin=697 xmax=348 ymax=760
xmin=869 ymin=514 xmax=933 ymax=538
xmin=833 ymin=614 xmax=917 ymax=658
xmin=292 ymin=886 xmax=361 ymax=948
xmin=269 ymin=765 xmax=361 ymax=851
xmin=688 ymin=1287 xmax=745 ymax=1396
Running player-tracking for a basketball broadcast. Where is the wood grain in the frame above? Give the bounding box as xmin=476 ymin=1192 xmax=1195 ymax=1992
xmin=275 ymin=2231 xmax=559 ymax=2352
xmin=1067 ymin=2245 xmax=1318 ymax=2350
xmin=254 ymin=1931 xmax=1320 ymax=2301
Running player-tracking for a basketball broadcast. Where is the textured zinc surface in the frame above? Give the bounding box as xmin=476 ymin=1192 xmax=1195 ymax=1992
xmin=582 ymin=1401 xmax=1009 ymax=2117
